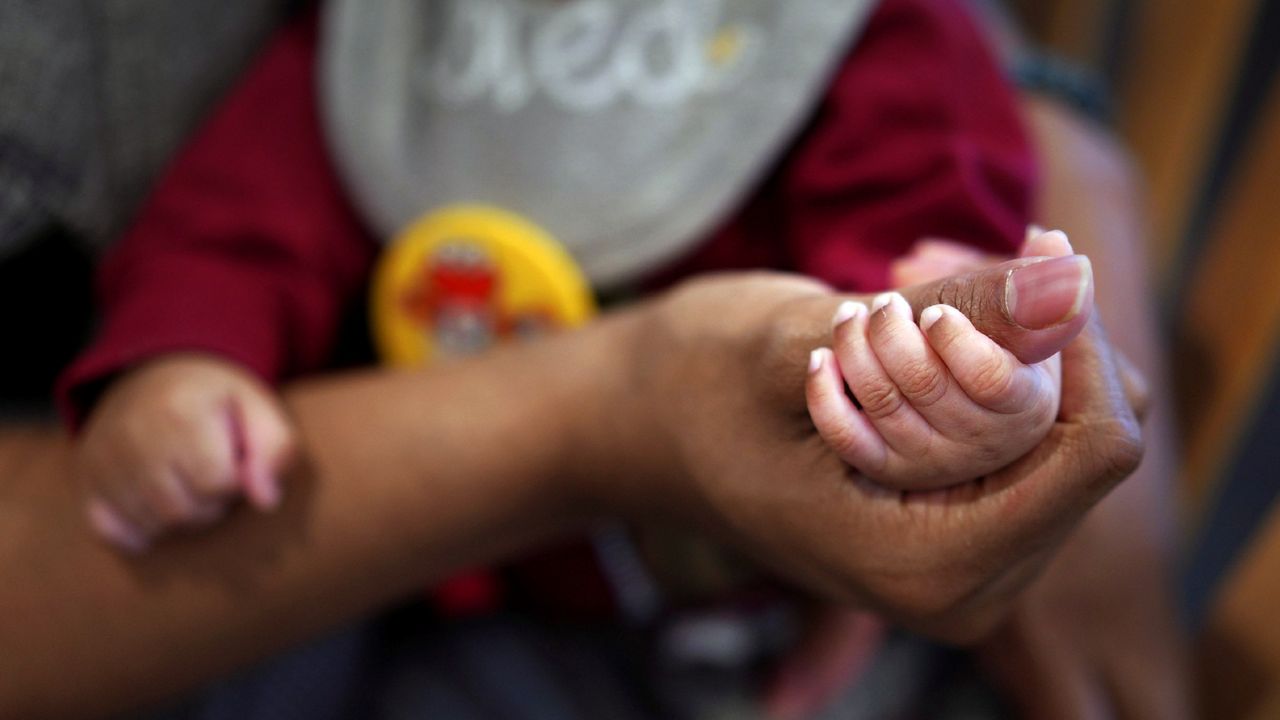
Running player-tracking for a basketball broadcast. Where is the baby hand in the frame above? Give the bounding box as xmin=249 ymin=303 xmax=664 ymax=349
xmin=76 ymin=354 xmax=295 ymax=552
xmin=806 ymin=289 xmax=1073 ymax=491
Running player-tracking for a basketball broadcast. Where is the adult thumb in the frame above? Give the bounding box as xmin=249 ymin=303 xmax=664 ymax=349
xmin=898 ymin=232 xmax=1094 ymax=365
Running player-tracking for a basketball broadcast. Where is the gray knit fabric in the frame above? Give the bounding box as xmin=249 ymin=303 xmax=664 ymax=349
xmin=0 ymin=0 xmax=289 ymax=259
xmin=322 ymin=0 xmax=876 ymax=288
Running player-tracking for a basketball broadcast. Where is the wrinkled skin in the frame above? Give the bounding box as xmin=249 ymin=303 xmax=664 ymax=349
xmin=578 ymin=264 xmax=1143 ymax=643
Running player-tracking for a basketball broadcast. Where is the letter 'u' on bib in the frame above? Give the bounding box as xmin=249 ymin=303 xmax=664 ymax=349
xmin=372 ymin=205 xmax=596 ymax=367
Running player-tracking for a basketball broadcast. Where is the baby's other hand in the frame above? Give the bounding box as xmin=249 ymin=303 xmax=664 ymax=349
xmin=76 ymin=354 xmax=295 ymax=553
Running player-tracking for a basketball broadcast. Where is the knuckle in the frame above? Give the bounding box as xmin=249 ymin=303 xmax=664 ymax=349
xmin=1067 ymin=416 xmax=1146 ymax=499
xmin=857 ymin=379 xmax=903 ymax=420
xmin=763 ymin=312 xmax=810 ymax=365
xmin=191 ymin=470 xmax=235 ymax=496
xmin=152 ymin=501 xmax=189 ymax=526
xmin=757 ymin=331 xmax=792 ymax=381
xmin=1095 ymin=419 xmax=1146 ymax=481
xmin=929 ymin=276 xmax=963 ymax=310
xmin=826 ymin=429 xmax=862 ymax=464
xmin=178 ymin=454 xmax=230 ymax=496
xmin=150 ymin=488 xmax=196 ymax=525
xmin=933 ymin=275 xmax=982 ymax=318
xmin=755 ymin=315 xmax=812 ymax=402
xmin=895 ymin=358 xmax=947 ymax=407
xmin=151 ymin=392 xmax=200 ymax=434
xmin=966 ymin=352 xmax=1016 ymax=406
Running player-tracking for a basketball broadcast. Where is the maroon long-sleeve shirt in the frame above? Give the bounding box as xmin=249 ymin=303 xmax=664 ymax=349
xmin=58 ymin=0 xmax=1034 ymax=424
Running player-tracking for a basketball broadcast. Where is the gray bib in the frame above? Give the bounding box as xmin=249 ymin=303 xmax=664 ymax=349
xmin=322 ymin=0 xmax=875 ymax=287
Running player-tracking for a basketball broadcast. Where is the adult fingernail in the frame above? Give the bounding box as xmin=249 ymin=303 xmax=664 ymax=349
xmin=1006 ymin=255 xmax=1093 ymax=329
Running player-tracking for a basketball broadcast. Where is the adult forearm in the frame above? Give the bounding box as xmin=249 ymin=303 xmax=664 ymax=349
xmin=1025 ymin=95 xmax=1179 ymax=538
xmin=0 ymin=314 xmax=633 ymax=719
xmin=1020 ymin=95 xmax=1190 ymax=716
xmin=0 ymin=257 xmax=1154 ymax=714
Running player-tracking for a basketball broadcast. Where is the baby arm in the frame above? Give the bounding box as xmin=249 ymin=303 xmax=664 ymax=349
xmin=807 ymin=291 xmax=1067 ymax=490
xmin=60 ymin=18 xmax=374 ymax=552
xmin=76 ymin=354 xmax=295 ymax=552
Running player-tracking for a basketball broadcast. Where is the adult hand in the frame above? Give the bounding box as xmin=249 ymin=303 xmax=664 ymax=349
xmin=893 ymin=236 xmax=1187 ymax=717
xmin=577 ymin=252 xmax=1142 ymax=642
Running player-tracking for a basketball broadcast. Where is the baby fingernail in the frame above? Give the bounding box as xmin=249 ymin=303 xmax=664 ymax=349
xmin=872 ymin=292 xmax=911 ymax=322
xmin=831 ymin=301 xmax=863 ymax=328
xmin=1040 ymin=229 xmax=1073 ymax=255
xmin=920 ymin=305 xmax=945 ymax=331
xmin=889 ymin=292 xmax=913 ymax=320
xmin=809 ymin=348 xmax=825 ymax=374
xmin=1023 ymin=229 xmax=1073 ymax=259
xmin=1006 ymin=255 xmax=1093 ymax=329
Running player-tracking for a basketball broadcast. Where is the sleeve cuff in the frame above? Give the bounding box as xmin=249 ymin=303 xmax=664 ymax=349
xmin=56 ymin=256 xmax=287 ymax=431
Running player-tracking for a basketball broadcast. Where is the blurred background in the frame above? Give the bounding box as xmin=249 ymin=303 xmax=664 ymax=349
xmin=1004 ymin=0 xmax=1280 ymax=716
xmin=1 ymin=0 xmax=1279 ymax=716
